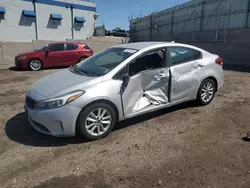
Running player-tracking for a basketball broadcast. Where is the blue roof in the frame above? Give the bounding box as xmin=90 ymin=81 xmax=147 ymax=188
xmin=0 ymin=7 xmax=6 ymax=14
xmin=24 ymin=0 xmax=96 ymax=12
xmin=75 ymin=16 xmax=85 ymax=23
xmin=23 ymin=10 xmax=36 ymax=17
xmin=50 ymin=13 xmax=63 ymax=20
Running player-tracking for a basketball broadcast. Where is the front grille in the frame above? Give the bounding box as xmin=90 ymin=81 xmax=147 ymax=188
xmin=26 ymin=96 xmax=36 ymax=109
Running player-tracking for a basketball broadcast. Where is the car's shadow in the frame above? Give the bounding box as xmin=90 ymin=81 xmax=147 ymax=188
xmin=5 ymin=113 xmax=82 ymax=147
xmin=114 ymin=101 xmax=197 ymax=131
xmin=5 ymin=102 xmax=197 ymax=147
xmin=8 ymin=66 xmax=67 ymax=72
xmin=9 ymin=66 xmax=22 ymax=71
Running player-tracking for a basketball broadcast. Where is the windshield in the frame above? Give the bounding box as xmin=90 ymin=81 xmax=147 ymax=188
xmin=75 ymin=47 xmax=138 ymax=77
xmin=36 ymin=44 xmax=50 ymax=51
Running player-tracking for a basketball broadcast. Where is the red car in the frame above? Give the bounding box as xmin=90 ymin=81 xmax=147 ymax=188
xmin=15 ymin=42 xmax=94 ymax=71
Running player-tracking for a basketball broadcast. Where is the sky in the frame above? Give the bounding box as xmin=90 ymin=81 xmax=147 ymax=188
xmin=93 ymin=0 xmax=190 ymax=30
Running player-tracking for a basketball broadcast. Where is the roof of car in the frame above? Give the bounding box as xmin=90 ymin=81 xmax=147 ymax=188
xmin=113 ymin=42 xmax=170 ymax=50
xmin=48 ymin=41 xmax=85 ymax=45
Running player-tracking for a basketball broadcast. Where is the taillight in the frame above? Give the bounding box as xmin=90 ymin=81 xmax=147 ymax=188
xmin=84 ymin=44 xmax=91 ymax=50
xmin=215 ymin=57 xmax=223 ymax=66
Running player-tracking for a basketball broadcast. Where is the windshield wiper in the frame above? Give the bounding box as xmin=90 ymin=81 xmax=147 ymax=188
xmin=70 ymin=65 xmax=96 ymax=77
xmin=70 ymin=64 xmax=84 ymax=75
xmin=80 ymin=69 xmax=96 ymax=77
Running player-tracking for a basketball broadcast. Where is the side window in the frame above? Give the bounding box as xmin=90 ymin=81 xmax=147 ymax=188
xmin=129 ymin=48 xmax=165 ymax=76
xmin=49 ymin=44 xmax=65 ymax=52
xmin=169 ymin=47 xmax=202 ymax=66
xmin=67 ymin=44 xmax=78 ymax=50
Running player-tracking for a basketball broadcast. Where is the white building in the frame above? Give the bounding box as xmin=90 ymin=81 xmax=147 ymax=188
xmin=0 ymin=0 xmax=98 ymax=42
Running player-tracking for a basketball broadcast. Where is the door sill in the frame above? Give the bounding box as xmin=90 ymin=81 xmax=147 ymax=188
xmin=125 ymin=103 xmax=170 ymax=119
xmin=124 ymin=97 xmax=192 ymax=120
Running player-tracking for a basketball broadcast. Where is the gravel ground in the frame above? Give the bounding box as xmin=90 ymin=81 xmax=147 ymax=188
xmin=0 ymin=68 xmax=250 ymax=188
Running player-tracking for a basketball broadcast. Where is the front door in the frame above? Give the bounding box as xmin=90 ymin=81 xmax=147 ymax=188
xmin=45 ymin=43 xmax=66 ymax=67
xmin=168 ymin=46 xmax=203 ymax=103
xmin=121 ymin=48 xmax=170 ymax=117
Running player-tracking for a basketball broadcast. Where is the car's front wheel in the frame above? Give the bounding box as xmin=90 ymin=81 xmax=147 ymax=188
xmin=77 ymin=103 xmax=116 ymax=140
xmin=197 ymin=79 xmax=216 ymax=105
xmin=29 ymin=59 xmax=42 ymax=71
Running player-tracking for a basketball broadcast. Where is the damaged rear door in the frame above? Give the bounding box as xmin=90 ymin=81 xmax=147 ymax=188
xmin=121 ymin=48 xmax=170 ymax=117
xmin=168 ymin=47 xmax=202 ymax=103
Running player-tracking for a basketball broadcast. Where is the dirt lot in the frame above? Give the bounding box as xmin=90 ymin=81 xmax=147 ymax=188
xmin=0 ymin=67 xmax=250 ymax=188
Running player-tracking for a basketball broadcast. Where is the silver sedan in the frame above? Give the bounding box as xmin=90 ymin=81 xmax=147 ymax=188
xmin=25 ymin=42 xmax=224 ymax=140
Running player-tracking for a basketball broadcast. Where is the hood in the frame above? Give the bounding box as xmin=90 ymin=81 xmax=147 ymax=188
xmin=16 ymin=51 xmax=38 ymax=57
xmin=31 ymin=69 xmax=103 ymax=98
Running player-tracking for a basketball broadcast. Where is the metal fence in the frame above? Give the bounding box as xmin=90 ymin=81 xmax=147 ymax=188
xmin=130 ymin=0 xmax=250 ymax=42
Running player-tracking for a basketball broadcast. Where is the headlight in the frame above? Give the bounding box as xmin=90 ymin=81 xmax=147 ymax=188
xmin=35 ymin=90 xmax=85 ymax=109
xmin=17 ymin=56 xmax=27 ymax=60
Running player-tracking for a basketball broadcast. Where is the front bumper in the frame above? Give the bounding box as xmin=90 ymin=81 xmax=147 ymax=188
xmin=25 ymin=103 xmax=82 ymax=137
xmin=15 ymin=59 xmax=28 ymax=69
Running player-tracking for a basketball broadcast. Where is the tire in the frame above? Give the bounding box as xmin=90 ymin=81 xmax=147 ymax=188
xmin=29 ymin=59 xmax=42 ymax=71
xmin=77 ymin=103 xmax=117 ymax=141
xmin=196 ymin=79 xmax=216 ymax=105
xmin=79 ymin=57 xmax=87 ymax=62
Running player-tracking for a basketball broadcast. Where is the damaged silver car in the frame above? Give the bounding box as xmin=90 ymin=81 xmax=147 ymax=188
xmin=25 ymin=42 xmax=224 ymax=140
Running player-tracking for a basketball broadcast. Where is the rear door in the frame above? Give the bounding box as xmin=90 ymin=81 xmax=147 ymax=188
xmin=45 ymin=43 xmax=66 ymax=67
xmin=64 ymin=43 xmax=79 ymax=66
xmin=121 ymin=48 xmax=170 ymax=117
xmin=168 ymin=46 xmax=203 ymax=103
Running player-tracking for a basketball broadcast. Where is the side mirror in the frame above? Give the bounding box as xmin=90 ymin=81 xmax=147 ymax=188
xmin=120 ymin=74 xmax=129 ymax=95
xmin=122 ymin=74 xmax=129 ymax=86
xmin=45 ymin=48 xmax=50 ymax=53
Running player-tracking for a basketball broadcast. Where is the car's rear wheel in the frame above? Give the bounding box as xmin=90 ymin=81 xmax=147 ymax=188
xmin=197 ymin=79 xmax=216 ymax=105
xmin=79 ymin=57 xmax=87 ymax=62
xmin=29 ymin=59 xmax=42 ymax=71
xmin=77 ymin=103 xmax=116 ymax=141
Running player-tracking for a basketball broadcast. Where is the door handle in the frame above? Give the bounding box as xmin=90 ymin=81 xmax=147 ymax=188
xmin=194 ymin=64 xmax=204 ymax=69
xmin=154 ymin=74 xmax=168 ymax=81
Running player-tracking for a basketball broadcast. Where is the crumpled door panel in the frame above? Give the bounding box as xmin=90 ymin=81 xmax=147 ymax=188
xmin=122 ymin=68 xmax=169 ymax=116
xmin=170 ymin=62 xmax=200 ymax=102
xmin=144 ymin=89 xmax=168 ymax=104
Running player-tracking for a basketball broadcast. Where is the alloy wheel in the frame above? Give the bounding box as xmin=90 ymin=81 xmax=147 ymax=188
xmin=29 ymin=60 xmax=41 ymax=71
xmin=201 ymin=81 xmax=214 ymax=103
xmin=85 ymin=108 xmax=112 ymax=136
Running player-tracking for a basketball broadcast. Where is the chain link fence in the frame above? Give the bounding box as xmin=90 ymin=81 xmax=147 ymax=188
xmin=130 ymin=0 xmax=249 ymax=42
